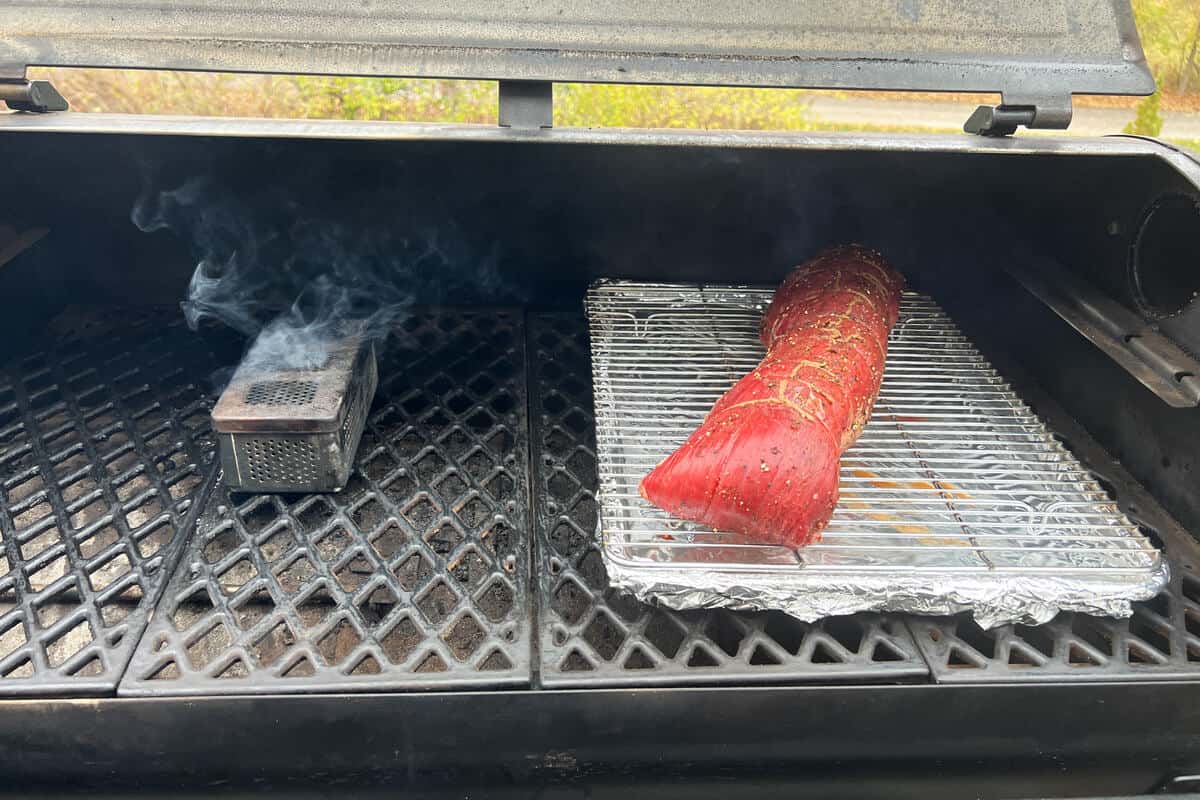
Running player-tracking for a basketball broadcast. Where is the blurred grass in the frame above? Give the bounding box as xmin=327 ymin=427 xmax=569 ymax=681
xmin=29 ymin=70 xmax=502 ymax=123
xmin=31 ymin=67 xmax=984 ymax=137
xmin=31 ymin=67 xmax=836 ymax=132
xmin=554 ymin=84 xmax=813 ymax=130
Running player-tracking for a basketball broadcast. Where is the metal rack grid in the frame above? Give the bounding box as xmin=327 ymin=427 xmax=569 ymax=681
xmin=529 ymin=314 xmax=927 ymax=686
xmin=908 ymin=560 xmax=1200 ymax=682
xmin=2 ymin=302 xmax=1191 ymax=694
xmin=0 ymin=309 xmax=229 ymax=695
xmin=121 ymin=311 xmax=532 ymax=695
xmin=904 ymin=358 xmax=1200 ymax=683
xmin=586 ymin=283 xmax=1164 ymax=624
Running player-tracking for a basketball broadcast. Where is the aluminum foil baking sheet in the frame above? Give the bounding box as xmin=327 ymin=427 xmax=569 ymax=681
xmin=585 ymin=281 xmax=1169 ymax=628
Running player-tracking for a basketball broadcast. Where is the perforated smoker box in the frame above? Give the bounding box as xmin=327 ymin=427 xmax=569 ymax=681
xmin=211 ymin=336 xmax=378 ymax=493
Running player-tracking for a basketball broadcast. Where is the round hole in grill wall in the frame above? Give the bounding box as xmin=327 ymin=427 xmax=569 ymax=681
xmin=1129 ymin=193 xmax=1200 ymax=319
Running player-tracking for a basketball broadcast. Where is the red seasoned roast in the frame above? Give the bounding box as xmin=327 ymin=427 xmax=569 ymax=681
xmin=638 ymin=245 xmax=904 ymax=547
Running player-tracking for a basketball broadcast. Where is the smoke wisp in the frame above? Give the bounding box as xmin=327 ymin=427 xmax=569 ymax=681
xmin=132 ymin=165 xmax=508 ymax=377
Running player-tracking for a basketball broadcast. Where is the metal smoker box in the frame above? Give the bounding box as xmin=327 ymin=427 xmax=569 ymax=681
xmin=211 ymin=334 xmax=378 ymax=493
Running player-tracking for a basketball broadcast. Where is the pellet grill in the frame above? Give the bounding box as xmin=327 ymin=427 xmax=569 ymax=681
xmin=4 ymin=2 xmax=1200 ymax=797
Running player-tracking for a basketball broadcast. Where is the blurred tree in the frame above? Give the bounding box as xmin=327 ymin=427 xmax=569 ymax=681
xmin=1132 ymin=0 xmax=1200 ymax=93
xmin=1176 ymin=3 xmax=1200 ymax=93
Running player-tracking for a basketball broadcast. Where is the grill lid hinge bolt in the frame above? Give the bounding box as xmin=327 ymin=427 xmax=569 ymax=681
xmin=0 ymin=78 xmax=68 ymax=113
xmin=498 ymin=80 xmax=553 ymax=130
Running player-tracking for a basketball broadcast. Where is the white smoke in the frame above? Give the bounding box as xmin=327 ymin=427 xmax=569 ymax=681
xmin=131 ymin=171 xmax=509 ymax=375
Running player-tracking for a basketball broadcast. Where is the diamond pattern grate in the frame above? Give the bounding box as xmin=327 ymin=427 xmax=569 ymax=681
xmin=5 ymin=304 xmax=1199 ymax=695
xmin=0 ymin=309 xmax=229 ymax=695
xmin=908 ymin=377 xmax=1200 ymax=683
xmin=910 ymin=553 xmax=1200 ymax=682
xmin=528 ymin=314 xmax=928 ymax=687
xmin=121 ymin=311 xmax=530 ymax=695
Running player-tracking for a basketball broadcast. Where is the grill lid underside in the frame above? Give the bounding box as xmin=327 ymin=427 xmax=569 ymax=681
xmin=3 ymin=1 xmax=1153 ymax=100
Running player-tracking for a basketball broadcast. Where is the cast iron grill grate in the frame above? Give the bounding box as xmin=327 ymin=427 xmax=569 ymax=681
xmin=0 ymin=308 xmax=227 ymax=695
xmin=529 ymin=314 xmax=927 ymax=686
xmin=911 ymin=557 xmax=1200 ymax=681
xmin=906 ymin=375 xmax=1200 ymax=683
xmin=121 ymin=311 xmax=531 ymax=695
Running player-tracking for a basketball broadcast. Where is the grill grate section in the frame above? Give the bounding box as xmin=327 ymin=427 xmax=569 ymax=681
xmin=121 ymin=311 xmax=531 ymax=695
xmin=3 ymin=304 xmax=1191 ymax=694
xmin=0 ymin=308 xmax=229 ymax=695
xmin=907 ymin=367 xmax=1200 ymax=683
xmin=910 ymin=562 xmax=1200 ymax=682
xmin=529 ymin=314 xmax=927 ymax=686
xmin=586 ymin=284 xmax=1164 ymax=626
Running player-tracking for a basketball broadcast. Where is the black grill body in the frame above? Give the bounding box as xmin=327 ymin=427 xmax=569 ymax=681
xmin=1 ymin=124 xmax=1200 ymax=796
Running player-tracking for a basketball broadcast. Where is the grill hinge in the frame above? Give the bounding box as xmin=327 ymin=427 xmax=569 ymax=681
xmin=499 ymin=80 xmax=553 ymax=129
xmin=964 ymin=94 xmax=1073 ymax=136
xmin=0 ymin=79 xmax=68 ymax=113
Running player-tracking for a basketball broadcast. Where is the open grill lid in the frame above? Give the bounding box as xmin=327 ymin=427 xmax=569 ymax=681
xmin=2 ymin=0 xmax=1155 ymax=132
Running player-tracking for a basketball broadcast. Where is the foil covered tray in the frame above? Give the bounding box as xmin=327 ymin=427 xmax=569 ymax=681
xmin=586 ymin=281 xmax=1169 ymax=627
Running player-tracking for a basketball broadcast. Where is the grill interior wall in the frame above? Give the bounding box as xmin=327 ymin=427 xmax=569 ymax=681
xmin=0 ymin=136 xmax=1168 ymax=300
xmin=1 ymin=131 xmax=1198 ymax=602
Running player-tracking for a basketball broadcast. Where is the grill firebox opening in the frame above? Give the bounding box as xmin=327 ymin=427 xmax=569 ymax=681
xmin=1129 ymin=193 xmax=1200 ymax=320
